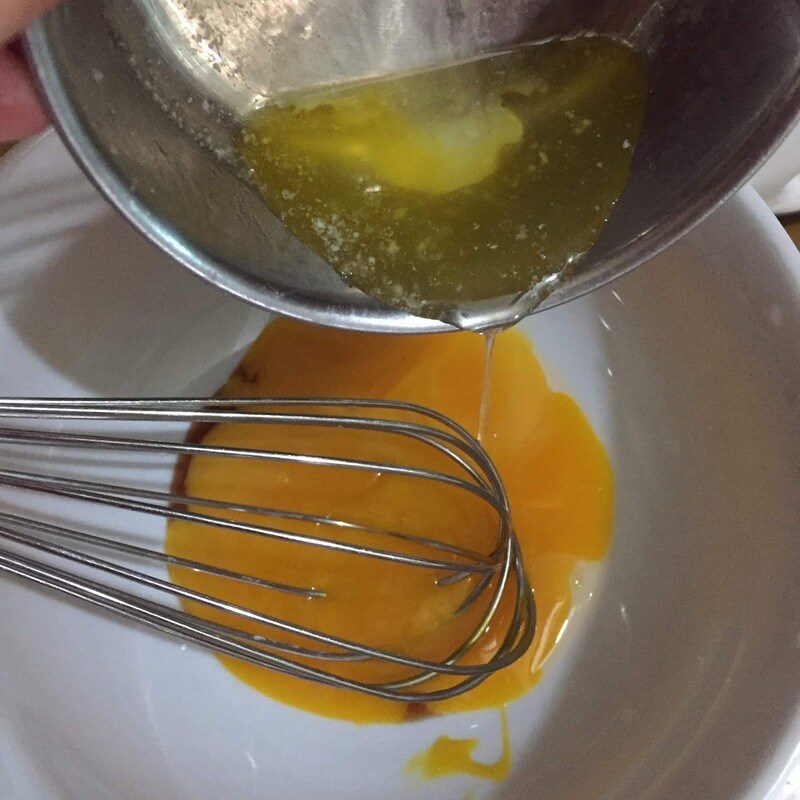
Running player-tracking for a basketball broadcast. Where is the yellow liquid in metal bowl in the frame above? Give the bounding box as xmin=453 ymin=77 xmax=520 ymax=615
xmin=238 ymin=37 xmax=645 ymax=317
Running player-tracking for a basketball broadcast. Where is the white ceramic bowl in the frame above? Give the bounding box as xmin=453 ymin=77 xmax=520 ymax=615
xmin=0 ymin=132 xmax=798 ymax=800
xmin=751 ymin=121 xmax=800 ymax=216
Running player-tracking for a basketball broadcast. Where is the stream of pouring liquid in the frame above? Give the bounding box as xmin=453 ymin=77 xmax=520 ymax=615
xmin=237 ymin=35 xmax=646 ymax=320
xmin=478 ymin=332 xmax=497 ymax=443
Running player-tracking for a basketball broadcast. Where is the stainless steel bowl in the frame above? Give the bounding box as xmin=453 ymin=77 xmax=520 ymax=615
xmin=26 ymin=0 xmax=800 ymax=332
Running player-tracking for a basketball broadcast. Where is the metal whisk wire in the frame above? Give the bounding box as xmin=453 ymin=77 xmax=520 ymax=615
xmin=0 ymin=397 xmax=535 ymax=702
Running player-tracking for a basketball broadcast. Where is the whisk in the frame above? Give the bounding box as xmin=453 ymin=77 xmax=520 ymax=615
xmin=0 ymin=397 xmax=534 ymax=702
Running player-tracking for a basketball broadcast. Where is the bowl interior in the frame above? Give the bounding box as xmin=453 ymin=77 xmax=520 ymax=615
xmin=1 ymin=134 xmax=800 ymax=799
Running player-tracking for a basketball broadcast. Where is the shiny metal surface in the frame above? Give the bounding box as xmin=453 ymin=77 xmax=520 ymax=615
xmin=26 ymin=0 xmax=800 ymax=331
xmin=0 ymin=396 xmax=534 ymax=701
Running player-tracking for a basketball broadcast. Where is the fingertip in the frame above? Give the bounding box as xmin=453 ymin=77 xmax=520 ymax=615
xmin=0 ymin=46 xmax=49 ymax=142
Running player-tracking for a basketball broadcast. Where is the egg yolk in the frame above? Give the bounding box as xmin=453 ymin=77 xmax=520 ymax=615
xmin=165 ymin=318 xmax=613 ymax=723
xmin=407 ymin=707 xmax=511 ymax=782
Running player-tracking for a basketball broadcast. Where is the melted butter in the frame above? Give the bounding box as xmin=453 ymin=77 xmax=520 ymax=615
xmin=477 ymin=331 xmax=497 ymax=443
xmin=237 ymin=36 xmax=645 ymax=318
xmin=406 ymin=707 xmax=511 ymax=783
xmin=259 ymin=82 xmax=524 ymax=195
xmin=165 ymin=318 xmax=613 ymax=724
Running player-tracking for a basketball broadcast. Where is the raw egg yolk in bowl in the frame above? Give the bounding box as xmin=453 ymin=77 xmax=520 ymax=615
xmin=166 ymin=318 xmax=613 ymax=724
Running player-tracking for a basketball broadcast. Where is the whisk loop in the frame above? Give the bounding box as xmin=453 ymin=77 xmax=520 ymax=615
xmin=0 ymin=397 xmax=535 ymax=701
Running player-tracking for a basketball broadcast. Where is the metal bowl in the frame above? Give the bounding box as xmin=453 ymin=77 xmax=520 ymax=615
xmin=26 ymin=0 xmax=800 ymax=332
